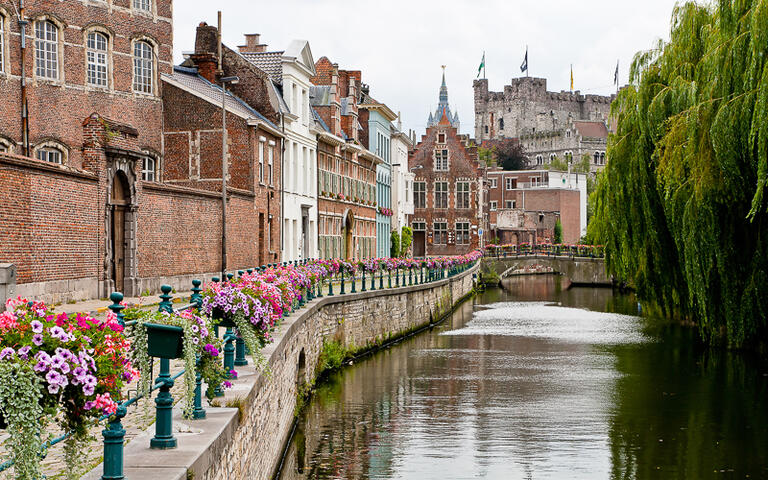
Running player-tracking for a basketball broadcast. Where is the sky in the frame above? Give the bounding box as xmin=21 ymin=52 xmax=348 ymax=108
xmin=173 ymin=0 xmax=680 ymax=137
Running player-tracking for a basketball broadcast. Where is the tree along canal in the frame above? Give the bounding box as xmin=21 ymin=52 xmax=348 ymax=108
xmin=277 ymin=275 xmax=768 ymax=479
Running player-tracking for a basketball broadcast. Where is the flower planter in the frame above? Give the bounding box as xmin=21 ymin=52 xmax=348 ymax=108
xmin=145 ymin=323 xmax=184 ymax=359
xmin=211 ymin=307 xmax=237 ymax=328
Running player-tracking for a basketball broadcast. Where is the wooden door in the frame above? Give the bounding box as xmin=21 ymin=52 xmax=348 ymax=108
xmin=414 ymin=231 xmax=426 ymax=257
xmin=111 ymin=173 xmax=130 ymax=293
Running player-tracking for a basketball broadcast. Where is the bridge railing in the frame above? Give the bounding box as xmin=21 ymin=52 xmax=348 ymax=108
xmin=485 ymin=243 xmax=605 ymax=259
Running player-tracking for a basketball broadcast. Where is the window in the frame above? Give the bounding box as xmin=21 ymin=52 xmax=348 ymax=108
xmin=87 ymin=32 xmax=109 ymax=87
xmin=499 ymin=118 xmax=504 ymax=130
xmin=456 ymin=181 xmax=470 ymax=209
xmin=490 ymin=177 xmax=497 ymax=188
xmin=531 ymin=177 xmax=540 ymax=187
xmin=35 ymin=20 xmax=58 ymax=80
xmin=141 ymin=156 xmax=156 ymax=181
xmin=566 ymin=130 xmax=571 ymax=138
xmin=536 ymin=154 xmax=543 ymax=165
xmin=258 ymin=139 xmax=265 ymax=183
xmin=549 ymin=153 xmax=556 ymax=163
xmin=456 ymin=222 xmax=470 ymax=245
xmin=564 ymin=151 xmax=573 ymax=163
xmin=133 ymin=0 xmax=151 ymax=11
xmin=434 ymin=149 xmax=448 ymax=171
xmin=435 ymin=181 xmax=448 ymax=209
xmin=36 ymin=147 xmax=62 ymax=164
xmin=133 ymin=41 xmax=153 ymax=94
xmin=505 ymin=200 xmax=516 ymax=209
xmin=600 ymin=152 xmax=606 ymax=165
xmin=414 ymin=181 xmax=426 ymax=208
xmin=0 ymin=14 xmax=5 ymax=74
xmin=412 ymin=221 xmax=426 ymax=231
xmin=505 ymin=177 xmax=517 ymax=190
xmin=433 ymin=222 xmax=447 ymax=245
xmin=484 ymin=125 xmax=489 ymax=134
xmin=437 ymin=133 xmax=445 ymax=143
xmin=490 ymin=201 xmax=497 ymax=211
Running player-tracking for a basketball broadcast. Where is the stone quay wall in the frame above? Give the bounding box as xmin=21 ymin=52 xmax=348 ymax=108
xmin=91 ymin=263 xmax=479 ymax=480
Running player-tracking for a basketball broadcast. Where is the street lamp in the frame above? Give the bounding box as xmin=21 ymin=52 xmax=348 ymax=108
xmin=221 ymin=76 xmax=239 ymax=280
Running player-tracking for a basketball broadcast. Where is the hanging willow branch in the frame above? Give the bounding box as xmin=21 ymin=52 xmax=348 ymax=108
xmin=590 ymin=0 xmax=768 ymax=347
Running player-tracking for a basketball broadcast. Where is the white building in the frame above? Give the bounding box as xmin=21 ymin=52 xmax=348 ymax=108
xmin=241 ymin=36 xmax=318 ymax=261
xmin=390 ymin=118 xmax=414 ymax=248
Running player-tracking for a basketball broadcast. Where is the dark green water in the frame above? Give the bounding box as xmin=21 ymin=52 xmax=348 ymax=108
xmin=278 ymin=275 xmax=768 ymax=479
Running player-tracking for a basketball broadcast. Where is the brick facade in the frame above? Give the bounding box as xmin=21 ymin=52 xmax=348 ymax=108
xmin=409 ymin=115 xmax=483 ymax=257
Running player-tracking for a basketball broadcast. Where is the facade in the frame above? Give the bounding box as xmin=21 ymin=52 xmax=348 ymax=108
xmin=486 ymin=168 xmax=586 ymax=244
xmin=359 ymin=91 xmax=397 ymax=258
xmin=390 ymin=118 xmax=414 ymax=250
xmin=410 ymin=77 xmax=483 ymax=257
xmin=240 ymin=35 xmax=318 ymax=262
xmin=310 ymin=58 xmax=378 ymax=260
xmin=0 ymin=6 xmax=279 ymax=303
xmin=473 ymin=76 xmax=612 ymax=171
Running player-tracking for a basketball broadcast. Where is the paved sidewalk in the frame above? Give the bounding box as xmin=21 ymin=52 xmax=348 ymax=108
xmin=53 ymin=291 xmax=194 ymax=318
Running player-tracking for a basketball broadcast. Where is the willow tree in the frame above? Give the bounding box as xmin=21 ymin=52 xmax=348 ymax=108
xmin=591 ymin=0 xmax=768 ymax=347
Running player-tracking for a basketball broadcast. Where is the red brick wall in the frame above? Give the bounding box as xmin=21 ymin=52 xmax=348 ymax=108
xmin=0 ymin=154 xmax=99 ymax=284
xmin=0 ymin=0 xmax=172 ymax=165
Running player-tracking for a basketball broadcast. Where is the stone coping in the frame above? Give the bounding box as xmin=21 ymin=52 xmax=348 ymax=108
xmin=82 ymin=263 xmax=479 ymax=480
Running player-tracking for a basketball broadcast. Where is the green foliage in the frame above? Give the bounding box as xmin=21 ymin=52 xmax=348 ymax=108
xmin=497 ymin=139 xmax=529 ymax=170
xmin=390 ymin=230 xmax=401 ymax=258
xmin=478 ymin=146 xmax=496 ymax=166
xmin=554 ymin=219 xmax=563 ymax=244
xmin=591 ymin=1 xmax=768 ymax=347
xmin=400 ymin=227 xmax=413 ymax=257
xmin=0 ymin=362 xmax=45 ymax=480
xmin=317 ymin=340 xmax=347 ymax=374
xmin=548 ymin=154 xmax=590 ymax=173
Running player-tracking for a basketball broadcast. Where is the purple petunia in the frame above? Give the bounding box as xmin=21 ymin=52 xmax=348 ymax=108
xmin=17 ymin=346 xmax=31 ymax=360
xmin=32 ymin=334 xmax=44 ymax=346
xmin=30 ymin=320 xmax=44 ymax=334
xmin=83 ymin=384 xmax=95 ymax=396
xmin=0 ymin=347 xmax=15 ymax=360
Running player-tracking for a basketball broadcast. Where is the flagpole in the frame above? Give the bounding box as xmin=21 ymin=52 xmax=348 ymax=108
xmin=526 ymin=45 xmax=529 ymax=77
xmin=483 ymin=50 xmax=486 ymax=79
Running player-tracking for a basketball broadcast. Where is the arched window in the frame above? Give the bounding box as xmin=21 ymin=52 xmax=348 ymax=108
xmin=594 ymin=151 xmax=600 ymax=164
xmin=133 ymin=40 xmax=154 ymax=94
xmin=87 ymin=31 xmax=109 ymax=87
xmin=499 ymin=118 xmax=505 ymax=131
xmin=564 ymin=151 xmax=573 ymax=163
xmin=34 ymin=142 xmax=66 ymax=164
xmin=566 ymin=130 xmax=571 ymax=138
xmin=0 ymin=137 xmax=12 ymax=154
xmin=536 ymin=154 xmax=543 ymax=165
xmin=600 ymin=152 xmax=606 ymax=165
xmin=549 ymin=153 xmax=556 ymax=163
xmin=141 ymin=155 xmax=156 ymax=181
xmin=35 ymin=20 xmax=59 ymax=80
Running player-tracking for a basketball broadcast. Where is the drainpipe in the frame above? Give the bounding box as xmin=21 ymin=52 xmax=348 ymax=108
xmin=280 ymin=113 xmax=285 ymax=261
xmin=18 ymin=0 xmax=29 ymax=156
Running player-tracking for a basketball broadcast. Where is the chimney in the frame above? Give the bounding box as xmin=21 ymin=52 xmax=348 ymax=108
xmin=238 ymin=33 xmax=268 ymax=53
xmin=193 ymin=22 xmax=220 ymax=83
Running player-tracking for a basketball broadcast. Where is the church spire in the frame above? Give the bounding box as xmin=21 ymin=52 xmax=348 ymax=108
xmin=427 ymin=66 xmax=459 ymax=130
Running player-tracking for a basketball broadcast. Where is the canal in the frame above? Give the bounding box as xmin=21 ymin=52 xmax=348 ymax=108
xmin=277 ymin=275 xmax=768 ymax=479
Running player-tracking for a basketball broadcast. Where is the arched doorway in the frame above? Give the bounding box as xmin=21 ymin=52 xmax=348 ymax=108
xmin=342 ymin=211 xmax=354 ymax=260
xmin=110 ymin=172 xmax=130 ymax=293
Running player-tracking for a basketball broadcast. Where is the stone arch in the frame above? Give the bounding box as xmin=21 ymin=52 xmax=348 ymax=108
xmin=342 ymin=209 xmax=355 ymax=260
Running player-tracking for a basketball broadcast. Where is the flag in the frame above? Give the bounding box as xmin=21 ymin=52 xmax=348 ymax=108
xmin=520 ymin=48 xmax=528 ymax=73
xmin=477 ymin=52 xmax=485 ymax=79
xmin=570 ymin=64 xmax=574 ymax=91
xmin=614 ymin=60 xmax=619 ymax=86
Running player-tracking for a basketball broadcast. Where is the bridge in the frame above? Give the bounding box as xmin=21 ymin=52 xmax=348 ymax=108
xmin=482 ymin=254 xmax=612 ymax=286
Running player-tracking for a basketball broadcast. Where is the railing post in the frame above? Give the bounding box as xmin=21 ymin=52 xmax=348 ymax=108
xmin=158 ymin=284 xmax=173 ymax=313
xmin=350 ymin=270 xmax=357 ymax=293
xmin=151 ymin=286 xmax=177 ymax=449
xmin=226 ymin=273 xmax=234 ymax=282
xmin=192 ymin=357 xmax=207 ymax=419
xmin=340 ymin=267 xmax=346 ymax=295
xmin=395 ymin=267 xmax=400 ymax=287
xmin=234 ymin=333 xmax=248 ymax=366
xmin=190 ymin=279 xmax=202 ymax=307
xmin=409 ymin=267 xmax=413 ymax=286
xmin=101 ymin=405 xmax=127 ymax=480
xmin=379 ymin=268 xmax=384 ymax=290
xmin=370 ymin=268 xmax=376 ymax=290
xmin=109 ymin=292 xmax=125 ymax=327
xmin=361 ymin=268 xmax=367 ymax=292
xmin=328 ymin=273 xmax=334 ymax=296
xmin=224 ymin=329 xmax=236 ymax=378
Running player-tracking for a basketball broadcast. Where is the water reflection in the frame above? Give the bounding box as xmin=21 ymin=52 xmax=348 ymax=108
xmin=279 ymin=275 xmax=768 ymax=479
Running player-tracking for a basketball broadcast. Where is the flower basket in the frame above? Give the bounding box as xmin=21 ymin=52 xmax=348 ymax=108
xmin=145 ymin=322 xmax=184 ymax=359
xmin=211 ymin=307 xmax=237 ymax=328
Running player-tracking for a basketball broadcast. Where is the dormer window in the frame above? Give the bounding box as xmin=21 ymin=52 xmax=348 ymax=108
xmin=36 ymin=147 xmax=63 ymax=164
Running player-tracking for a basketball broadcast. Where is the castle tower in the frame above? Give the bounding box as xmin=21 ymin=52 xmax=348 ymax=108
xmin=427 ymin=66 xmax=460 ymax=130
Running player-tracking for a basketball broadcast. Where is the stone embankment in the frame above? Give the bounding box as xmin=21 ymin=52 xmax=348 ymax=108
xmin=83 ymin=263 xmax=479 ymax=480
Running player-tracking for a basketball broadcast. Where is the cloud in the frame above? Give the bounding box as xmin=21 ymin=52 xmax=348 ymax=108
xmin=174 ymin=0 xmax=677 ymax=136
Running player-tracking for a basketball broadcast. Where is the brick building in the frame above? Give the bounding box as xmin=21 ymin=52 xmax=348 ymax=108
xmin=0 ymin=6 xmax=279 ymax=303
xmin=311 ymin=57 xmax=378 ymax=259
xmin=410 ymin=74 xmax=483 ymax=257
xmin=485 ymin=168 xmax=585 ymax=244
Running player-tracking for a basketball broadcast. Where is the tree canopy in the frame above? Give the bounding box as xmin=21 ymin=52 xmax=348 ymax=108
xmin=590 ymin=0 xmax=768 ymax=347
xmin=496 ymin=139 xmax=529 ymax=170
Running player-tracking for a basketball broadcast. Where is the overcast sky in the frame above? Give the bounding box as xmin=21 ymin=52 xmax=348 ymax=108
xmin=174 ymin=0 xmax=679 ymax=136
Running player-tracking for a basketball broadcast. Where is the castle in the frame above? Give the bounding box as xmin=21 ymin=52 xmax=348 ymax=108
xmin=473 ymin=77 xmax=614 ymax=172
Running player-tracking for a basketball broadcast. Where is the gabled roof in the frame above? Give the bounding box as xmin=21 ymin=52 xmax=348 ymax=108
xmin=312 ymin=107 xmax=330 ymax=133
xmin=573 ymin=121 xmax=608 ymax=139
xmin=163 ymin=67 xmax=280 ymax=132
xmin=283 ymin=40 xmax=315 ymax=76
xmin=241 ymin=51 xmax=284 ymax=83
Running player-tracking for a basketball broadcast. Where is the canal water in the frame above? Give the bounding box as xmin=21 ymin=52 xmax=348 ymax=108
xmin=277 ymin=275 xmax=768 ymax=479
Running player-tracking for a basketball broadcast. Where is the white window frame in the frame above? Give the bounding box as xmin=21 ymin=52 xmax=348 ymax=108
xmin=0 ymin=13 xmax=5 ymax=75
xmin=268 ymin=140 xmax=275 ymax=186
xmin=456 ymin=181 xmax=470 ymax=209
xmin=86 ymin=31 xmax=109 ymax=88
xmin=505 ymin=177 xmax=516 ymax=190
xmin=258 ymin=137 xmax=266 ymax=184
xmin=141 ymin=156 xmax=156 ymax=181
xmin=35 ymin=20 xmax=59 ymax=80
xmin=35 ymin=146 xmax=63 ymax=164
xmin=490 ymin=177 xmax=497 ymax=188
xmin=456 ymin=222 xmax=470 ymax=245
xmin=434 ymin=148 xmax=449 ymax=171
xmin=133 ymin=40 xmax=154 ymax=95
xmin=489 ymin=201 xmax=497 ymax=211
xmin=433 ymin=222 xmax=447 ymax=245
xmin=414 ymin=181 xmax=426 ymax=209
xmin=434 ymin=181 xmax=448 ymax=209
xmin=133 ymin=0 xmax=151 ymax=11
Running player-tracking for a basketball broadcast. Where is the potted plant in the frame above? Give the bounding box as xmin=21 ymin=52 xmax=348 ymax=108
xmin=0 ymin=297 xmax=138 ymax=479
